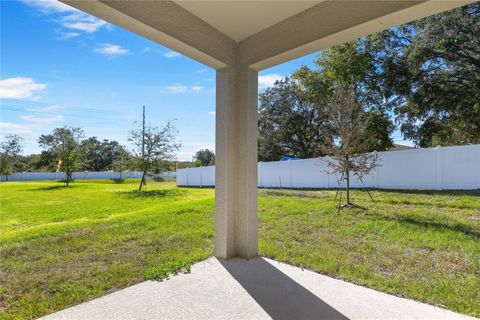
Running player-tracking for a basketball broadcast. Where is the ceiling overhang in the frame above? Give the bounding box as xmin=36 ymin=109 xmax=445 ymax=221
xmin=61 ymin=0 xmax=474 ymax=70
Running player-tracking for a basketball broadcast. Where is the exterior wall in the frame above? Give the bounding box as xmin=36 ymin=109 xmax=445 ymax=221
xmin=177 ymin=145 xmax=480 ymax=190
xmin=1 ymin=171 xmax=176 ymax=182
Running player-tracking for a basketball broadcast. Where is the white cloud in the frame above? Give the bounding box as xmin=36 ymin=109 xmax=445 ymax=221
xmin=0 ymin=122 xmax=34 ymax=136
xmin=94 ymin=43 xmax=130 ymax=57
xmin=209 ymin=111 xmax=216 ymax=116
xmin=21 ymin=0 xmax=108 ymax=34
xmin=258 ymin=73 xmax=284 ymax=89
xmin=166 ymin=83 xmax=188 ymax=94
xmin=21 ymin=114 xmax=64 ymax=125
xmin=0 ymin=77 xmax=47 ymax=99
xmin=163 ymin=83 xmax=209 ymax=94
xmin=197 ymin=68 xmax=208 ymax=74
xmin=191 ymin=86 xmax=204 ymax=92
xmin=163 ymin=50 xmax=182 ymax=58
xmin=60 ymin=13 xmax=107 ymax=33
xmin=20 ymin=0 xmax=78 ymax=14
xmin=56 ymin=31 xmax=80 ymax=40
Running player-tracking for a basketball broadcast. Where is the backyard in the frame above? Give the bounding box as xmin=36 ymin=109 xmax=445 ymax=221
xmin=0 ymin=179 xmax=479 ymax=319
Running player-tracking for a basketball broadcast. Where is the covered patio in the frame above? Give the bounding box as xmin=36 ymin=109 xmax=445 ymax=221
xmin=51 ymin=0 xmax=474 ymax=318
xmin=43 ymin=257 xmax=475 ymax=320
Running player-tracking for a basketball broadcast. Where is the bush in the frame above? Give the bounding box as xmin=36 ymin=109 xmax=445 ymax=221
xmin=111 ymin=178 xmax=125 ymax=184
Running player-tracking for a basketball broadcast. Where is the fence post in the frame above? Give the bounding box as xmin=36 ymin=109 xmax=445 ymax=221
xmin=258 ymin=162 xmax=262 ymax=188
xmin=435 ymin=146 xmax=443 ymax=190
xmin=289 ymin=160 xmax=293 ymax=188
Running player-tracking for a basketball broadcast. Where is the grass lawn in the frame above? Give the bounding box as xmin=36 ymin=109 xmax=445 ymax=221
xmin=0 ymin=179 xmax=479 ymax=319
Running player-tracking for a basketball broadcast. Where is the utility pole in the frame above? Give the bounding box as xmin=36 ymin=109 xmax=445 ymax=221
xmin=142 ymin=105 xmax=145 ymax=160
xmin=139 ymin=105 xmax=146 ymax=191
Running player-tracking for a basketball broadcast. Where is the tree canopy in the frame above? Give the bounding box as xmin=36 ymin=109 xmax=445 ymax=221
xmin=258 ymin=2 xmax=478 ymax=161
xmin=366 ymin=3 xmax=480 ymax=147
xmin=81 ymin=137 xmax=128 ymax=171
xmin=38 ymin=126 xmax=84 ymax=186
xmin=194 ymin=149 xmax=215 ymax=166
xmin=129 ymin=121 xmax=180 ymax=191
xmin=0 ymin=134 xmax=23 ymax=180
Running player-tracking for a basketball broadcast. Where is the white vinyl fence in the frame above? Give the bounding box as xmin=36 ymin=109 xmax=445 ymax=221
xmin=177 ymin=145 xmax=480 ymax=190
xmin=1 ymin=171 xmax=176 ymax=182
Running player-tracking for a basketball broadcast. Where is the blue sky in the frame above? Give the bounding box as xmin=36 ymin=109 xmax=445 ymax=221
xmin=1 ymin=0 xmax=409 ymax=160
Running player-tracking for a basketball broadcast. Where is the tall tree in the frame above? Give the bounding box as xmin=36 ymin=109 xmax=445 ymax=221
xmin=81 ymin=137 xmax=127 ymax=171
xmin=0 ymin=134 xmax=23 ymax=181
xmin=258 ymin=41 xmax=394 ymax=161
xmin=258 ymin=77 xmax=332 ymax=161
xmin=366 ymin=3 xmax=480 ymax=147
xmin=38 ymin=126 xmax=84 ymax=186
xmin=194 ymin=149 xmax=215 ymax=166
xmin=129 ymin=122 xmax=180 ymax=191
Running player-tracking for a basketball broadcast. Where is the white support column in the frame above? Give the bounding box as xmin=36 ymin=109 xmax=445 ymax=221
xmin=215 ymin=64 xmax=258 ymax=259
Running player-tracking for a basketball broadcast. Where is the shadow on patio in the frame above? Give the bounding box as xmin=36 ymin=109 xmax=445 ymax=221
xmin=219 ymin=257 xmax=347 ymax=320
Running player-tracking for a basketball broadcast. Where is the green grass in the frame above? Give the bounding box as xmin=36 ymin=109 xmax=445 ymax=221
xmin=0 ymin=180 xmax=479 ymax=319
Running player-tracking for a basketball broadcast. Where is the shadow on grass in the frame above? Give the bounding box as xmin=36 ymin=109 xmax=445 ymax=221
xmin=370 ymin=211 xmax=480 ymax=239
xmin=29 ymin=185 xmax=75 ymax=191
xmin=119 ymin=189 xmax=187 ymax=199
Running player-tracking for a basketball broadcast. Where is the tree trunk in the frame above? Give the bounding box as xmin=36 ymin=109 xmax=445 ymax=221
xmin=139 ymin=166 xmax=147 ymax=191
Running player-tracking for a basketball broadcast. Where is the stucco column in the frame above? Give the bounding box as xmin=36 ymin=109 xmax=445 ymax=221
xmin=215 ymin=64 xmax=258 ymax=259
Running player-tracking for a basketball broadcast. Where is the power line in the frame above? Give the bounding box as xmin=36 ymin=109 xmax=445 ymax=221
xmin=1 ymin=106 xmax=136 ymax=124
xmin=0 ymin=98 xmax=115 ymax=114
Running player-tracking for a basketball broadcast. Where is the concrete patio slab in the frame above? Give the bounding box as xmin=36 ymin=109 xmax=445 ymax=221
xmin=42 ymin=257 xmax=477 ymax=320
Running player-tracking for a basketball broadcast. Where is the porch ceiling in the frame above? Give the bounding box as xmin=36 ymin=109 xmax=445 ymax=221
xmin=175 ymin=0 xmax=322 ymax=42
xmin=62 ymin=0 xmax=473 ymax=70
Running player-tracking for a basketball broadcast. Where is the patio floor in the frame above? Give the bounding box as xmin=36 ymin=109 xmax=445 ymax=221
xmin=42 ymin=257 xmax=476 ymax=320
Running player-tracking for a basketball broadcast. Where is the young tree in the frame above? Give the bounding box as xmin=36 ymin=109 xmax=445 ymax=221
xmin=129 ymin=122 xmax=180 ymax=191
xmin=322 ymin=84 xmax=392 ymax=209
xmin=38 ymin=126 xmax=84 ymax=186
xmin=111 ymin=149 xmax=133 ymax=182
xmin=194 ymin=149 xmax=215 ymax=166
xmin=0 ymin=134 xmax=23 ymax=181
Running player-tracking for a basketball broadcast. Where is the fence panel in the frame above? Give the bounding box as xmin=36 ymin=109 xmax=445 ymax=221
xmin=440 ymin=145 xmax=480 ymax=189
xmin=1 ymin=171 xmax=174 ymax=182
xmin=176 ymin=145 xmax=480 ymax=190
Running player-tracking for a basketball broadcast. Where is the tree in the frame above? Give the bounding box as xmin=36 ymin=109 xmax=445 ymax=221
xmin=26 ymin=151 xmax=56 ymax=172
xmin=81 ymin=137 xmax=127 ymax=171
xmin=129 ymin=122 xmax=180 ymax=191
xmin=322 ymin=84 xmax=392 ymax=209
xmin=0 ymin=135 xmax=23 ymax=181
xmin=111 ymin=149 xmax=134 ymax=182
xmin=258 ymin=41 xmax=394 ymax=162
xmin=366 ymin=3 xmax=480 ymax=146
xmin=38 ymin=126 xmax=84 ymax=186
xmin=258 ymin=77 xmax=332 ymax=161
xmin=194 ymin=149 xmax=215 ymax=166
